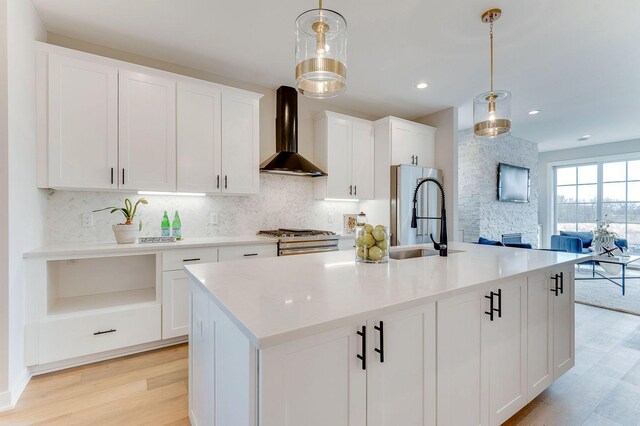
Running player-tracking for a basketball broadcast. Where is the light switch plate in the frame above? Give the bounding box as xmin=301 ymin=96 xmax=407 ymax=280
xmin=328 ymin=213 xmax=335 ymax=224
xmin=81 ymin=213 xmax=93 ymax=227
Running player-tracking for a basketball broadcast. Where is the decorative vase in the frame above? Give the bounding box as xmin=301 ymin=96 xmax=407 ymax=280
xmin=355 ymin=224 xmax=389 ymax=264
xmin=112 ymin=224 xmax=138 ymax=244
xmin=593 ymin=235 xmax=615 ymax=254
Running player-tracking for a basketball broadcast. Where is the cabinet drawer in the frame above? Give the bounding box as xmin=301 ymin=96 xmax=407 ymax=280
xmin=38 ymin=304 xmax=161 ymax=364
xmin=218 ymin=244 xmax=277 ymax=262
xmin=162 ymin=247 xmax=218 ymax=271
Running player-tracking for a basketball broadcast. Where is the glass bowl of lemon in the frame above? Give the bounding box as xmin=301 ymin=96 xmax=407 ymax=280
xmin=355 ymin=224 xmax=389 ymax=263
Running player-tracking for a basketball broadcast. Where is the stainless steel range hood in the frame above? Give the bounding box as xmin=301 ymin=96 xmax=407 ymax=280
xmin=260 ymin=86 xmax=327 ymax=177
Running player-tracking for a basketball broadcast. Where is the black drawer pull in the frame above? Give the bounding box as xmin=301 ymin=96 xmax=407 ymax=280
xmin=356 ymin=325 xmax=366 ymax=370
xmin=224 ymin=175 xmax=228 ymax=189
xmin=216 ymin=175 xmax=220 ymax=189
xmin=374 ymin=321 xmax=384 ymax=363
xmin=94 ymin=329 xmax=116 ymax=336
xmin=551 ymin=274 xmax=559 ymax=296
xmin=485 ymin=289 xmax=502 ymax=321
xmin=559 ymin=271 xmax=564 ymax=295
xmin=243 ymin=253 xmax=258 ymax=257
xmin=122 ymin=169 xmax=125 ymax=185
xmin=110 ymin=167 xmax=114 ymax=185
xmin=183 ymin=258 xmax=201 ymax=262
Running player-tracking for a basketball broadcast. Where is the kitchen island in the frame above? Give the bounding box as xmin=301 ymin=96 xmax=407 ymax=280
xmin=185 ymin=242 xmax=590 ymax=426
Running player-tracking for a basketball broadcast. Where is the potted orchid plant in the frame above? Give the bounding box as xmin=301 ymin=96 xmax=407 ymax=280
xmin=94 ymin=198 xmax=148 ymax=244
xmin=593 ymin=214 xmax=618 ymax=254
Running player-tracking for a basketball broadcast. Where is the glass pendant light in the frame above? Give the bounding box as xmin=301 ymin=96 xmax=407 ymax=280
xmin=295 ymin=0 xmax=347 ymax=98
xmin=473 ymin=9 xmax=511 ymax=138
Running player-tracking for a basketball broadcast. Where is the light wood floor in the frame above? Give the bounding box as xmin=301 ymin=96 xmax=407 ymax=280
xmin=0 ymin=343 xmax=189 ymax=426
xmin=2 ymin=304 xmax=640 ymax=425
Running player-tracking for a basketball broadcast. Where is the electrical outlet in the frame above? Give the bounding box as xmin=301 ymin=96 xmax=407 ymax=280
xmin=209 ymin=213 xmax=219 ymax=226
xmin=328 ymin=212 xmax=335 ymax=224
xmin=81 ymin=213 xmax=93 ymax=227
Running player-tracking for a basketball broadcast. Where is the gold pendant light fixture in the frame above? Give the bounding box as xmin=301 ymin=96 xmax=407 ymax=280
xmin=295 ymin=0 xmax=347 ymax=98
xmin=473 ymin=8 xmax=511 ymax=138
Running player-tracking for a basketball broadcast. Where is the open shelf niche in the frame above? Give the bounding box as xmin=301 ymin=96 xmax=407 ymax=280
xmin=46 ymin=254 xmax=158 ymax=315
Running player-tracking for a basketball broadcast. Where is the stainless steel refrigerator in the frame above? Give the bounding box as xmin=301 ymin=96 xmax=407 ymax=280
xmin=390 ymin=165 xmax=443 ymax=246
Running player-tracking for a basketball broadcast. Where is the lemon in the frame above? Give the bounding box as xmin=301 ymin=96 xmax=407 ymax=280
xmin=372 ymin=227 xmax=386 ymax=241
xmin=362 ymin=234 xmax=375 ymax=248
xmin=364 ymin=224 xmax=374 ymax=234
xmin=356 ymin=236 xmax=364 ymax=248
xmin=357 ymin=247 xmax=365 ymax=259
xmin=376 ymin=239 xmax=388 ymax=250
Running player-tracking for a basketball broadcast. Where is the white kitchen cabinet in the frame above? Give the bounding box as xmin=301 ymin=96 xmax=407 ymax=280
xmin=189 ymin=283 xmax=213 ymax=426
xmin=367 ymin=304 xmax=436 ymax=426
xmin=119 ymin=69 xmax=176 ymax=191
xmin=387 ymin=118 xmax=435 ymax=167
xmin=221 ymin=92 xmax=261 ymax=195
xmin=486 ymin=279 xmax=528 ymax=425
xmin=46 ymin=53 xmax=119 ymax=189
xmin=527 ymin=271 xmax=554 ymax=401
xmin=162 ymin=271 xmax=191 ymax=339
xmin=437 ymin=290 xmax=489 ymax=426
xmin=261 ymin=323 xmax=367 ymax=426
xmin=437 ymin=278 xmax=527 ymax=426
xmin=553 ymin=266 xmax=575 ymax=379
xmin=177 ymin=81 xmax=222 ymax=193
xmin=217 ymin=244 xmax=277 ymax=261
xmin=314 ymin=111 xmax=374 ymax=200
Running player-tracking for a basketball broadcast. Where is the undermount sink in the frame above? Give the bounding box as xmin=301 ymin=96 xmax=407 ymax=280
xmin=389 ymin=248 xmax=464 ymax=260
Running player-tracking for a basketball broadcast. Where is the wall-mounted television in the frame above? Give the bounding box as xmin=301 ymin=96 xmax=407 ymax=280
xmin=498 ymin=163 xmax=530 ymax=203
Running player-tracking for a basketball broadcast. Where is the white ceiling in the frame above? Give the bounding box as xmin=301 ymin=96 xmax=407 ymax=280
xmin=32 ymin=0 xmax=640 ymax=151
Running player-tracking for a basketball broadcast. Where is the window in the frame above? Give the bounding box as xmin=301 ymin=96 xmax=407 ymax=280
xmin=554 ymin=159 xmax=640 ymax=250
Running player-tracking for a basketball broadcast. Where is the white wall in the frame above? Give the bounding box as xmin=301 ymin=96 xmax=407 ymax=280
xmin=458 ymin=129 xmax=539 ymax=247
xmin=0 ymin=0 xmax=46 ymax=409
xmin=538 ymin=138 xmax=640 ymax=248
xmin=415 ymin=107 xmax=459 ymax=241
xmin=0 ymin=0 xmax=9 ymax=407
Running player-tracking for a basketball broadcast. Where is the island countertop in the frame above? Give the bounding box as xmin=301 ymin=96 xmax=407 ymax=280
xmin=185 ymin=242 xmax=590 ymax=348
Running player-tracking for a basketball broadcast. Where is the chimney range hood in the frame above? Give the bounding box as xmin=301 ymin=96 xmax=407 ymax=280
xmin=260 ymin=86 xmax=327 ymax=177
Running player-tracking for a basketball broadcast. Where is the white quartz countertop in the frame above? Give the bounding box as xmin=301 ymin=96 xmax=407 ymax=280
xmin=24 ymin=235 xmax=278 ymax=258
xmin=185 ymin=242 xmax=591 ymax=349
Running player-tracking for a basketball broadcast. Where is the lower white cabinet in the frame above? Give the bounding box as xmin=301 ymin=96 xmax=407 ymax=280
xmin=38 ymin=304 xmax=161 ymax=364
xmin=217 ymin=244 xmax=277 ymax=262
xmin=553 ymin=266 xmax=575 ymax=379
xmin=437 ymin=278 xmax=528 ymax=426
xmin=162 ymin=270 xmax=191 ymax=339
xmin=256 ymin=302 xmax=436 ymax=426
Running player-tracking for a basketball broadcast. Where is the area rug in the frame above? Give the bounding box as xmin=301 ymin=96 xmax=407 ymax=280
xmin=575 ymin=265 xmax=640 ymax=316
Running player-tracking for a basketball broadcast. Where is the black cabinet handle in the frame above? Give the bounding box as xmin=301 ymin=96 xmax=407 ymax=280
xmin=122 ymin=169 xmax=125 ymax=185
xmin=374 ymin=321 xmax=384 ymax=363
xmin=94 ymin=329 xmax=116 ymax=336
xmin=485 ymin=290 xmax=501 ymax=321
xmin=183 ymin=258 xmax=201 ymax=262
xmin=551 ymin=274 xmax=559 ymax=296
xmin=559 ymin=272 xmax=564 ymax=295
xmin=243 ymin=253 xmax=258 ymax=257
xmin=356 ymin=325 xmax=366 ymax=370
xmin=110 ymin=167 xmax=114 ymax=185
xmin=224 ymin=175 xmax=228 ymax=189
xmin=354 ymin=185 xmax=357 ymax=196
xmin=349 ymin=185 xmax=353 ymax=196
xmin=415 ymin=155 xmax=418 ymax=165
xmin=411 ymin=155 xmax=415 ymax=165
xmin=216 ymin=175 xmax=220 ymax=189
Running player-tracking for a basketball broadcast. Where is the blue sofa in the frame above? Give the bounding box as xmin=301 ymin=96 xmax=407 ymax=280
xmin=550 ymin=231 xmax=628 ymax=254
xmin=478 ymin=237 xmax=533 ymax=249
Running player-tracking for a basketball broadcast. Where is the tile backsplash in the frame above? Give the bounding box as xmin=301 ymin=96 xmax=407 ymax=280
xmin=46 ymin=174 xmax=359 ymax=244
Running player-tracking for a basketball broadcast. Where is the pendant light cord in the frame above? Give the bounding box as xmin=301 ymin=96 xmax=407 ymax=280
xmin=490 ymin=20 xmax=494 ymax=94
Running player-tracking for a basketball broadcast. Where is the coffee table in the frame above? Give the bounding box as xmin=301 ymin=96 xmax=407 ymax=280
xmin=576 ymin=255 xmax=640 ymax=295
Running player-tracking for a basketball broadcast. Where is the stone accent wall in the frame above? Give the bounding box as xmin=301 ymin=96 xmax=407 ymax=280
xmin=458 ymin=129 xmax=539 ymax=247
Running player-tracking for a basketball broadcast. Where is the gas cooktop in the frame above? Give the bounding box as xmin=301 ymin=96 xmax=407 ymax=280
xmin=258 ymin=229 xmax=336 ymax=238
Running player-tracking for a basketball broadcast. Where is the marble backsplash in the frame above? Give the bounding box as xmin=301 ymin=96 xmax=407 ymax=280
xmin=46 ymin=174 xmax=359 ymax=244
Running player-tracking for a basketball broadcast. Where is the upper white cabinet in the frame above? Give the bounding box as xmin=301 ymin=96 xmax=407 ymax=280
xmin=177 ymin=82 xmax=222 ymax=193
xmin=37 ymin=43 xmax=262 ymax=194
xmin=119 ymin=70 xmax=176 ymax=191
xmin=221 ymin=93 xmax=260 ymax=194
xmin=313 ymin=111 xmax=374 ymax=200
xmin=46 ymin=54 xmax=118 ymax=189
xmin=375 ymin=117 xmax=436 ymax=168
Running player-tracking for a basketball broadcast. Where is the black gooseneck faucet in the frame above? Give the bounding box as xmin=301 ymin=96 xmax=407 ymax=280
xmin=410 ymin=177 xmax=448 ymax=257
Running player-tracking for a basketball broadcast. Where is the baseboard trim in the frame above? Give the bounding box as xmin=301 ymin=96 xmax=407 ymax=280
xmin=0 ymin=368 xmax=33 ymax=412
xmin=30 ymin=336 xmax=188 ymax=375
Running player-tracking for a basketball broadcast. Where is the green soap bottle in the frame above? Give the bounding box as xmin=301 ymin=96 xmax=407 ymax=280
xmin=172 ymin=211 xmax=182 ymax=240
xmin=161 ymin=211 xmax=171 ymax=237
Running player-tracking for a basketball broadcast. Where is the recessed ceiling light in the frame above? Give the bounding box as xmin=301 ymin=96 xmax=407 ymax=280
xmin=578 ymin=134 xmax=591 ymax=141
xmin=528 ymin=110 xmax=541 ymax=115
xmin=416 ymin=82 xmax=428 ymax=89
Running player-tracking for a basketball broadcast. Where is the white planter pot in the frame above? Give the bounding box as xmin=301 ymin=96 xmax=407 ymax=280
xmin=112 ymin=224 xmax=138 ymax=244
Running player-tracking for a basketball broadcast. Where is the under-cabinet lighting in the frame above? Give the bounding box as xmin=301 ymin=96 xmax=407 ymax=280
xmin=138 ymin=191 xmax=206 ymax=197
xmin=324 ymin=198 xmax=359 ymax=202
xmin=528 ymin=110 xmax=541 ymax=115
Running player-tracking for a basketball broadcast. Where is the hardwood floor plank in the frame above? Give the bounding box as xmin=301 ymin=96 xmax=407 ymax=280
xmin=146 ymin=367 xmax=189 ymax=391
